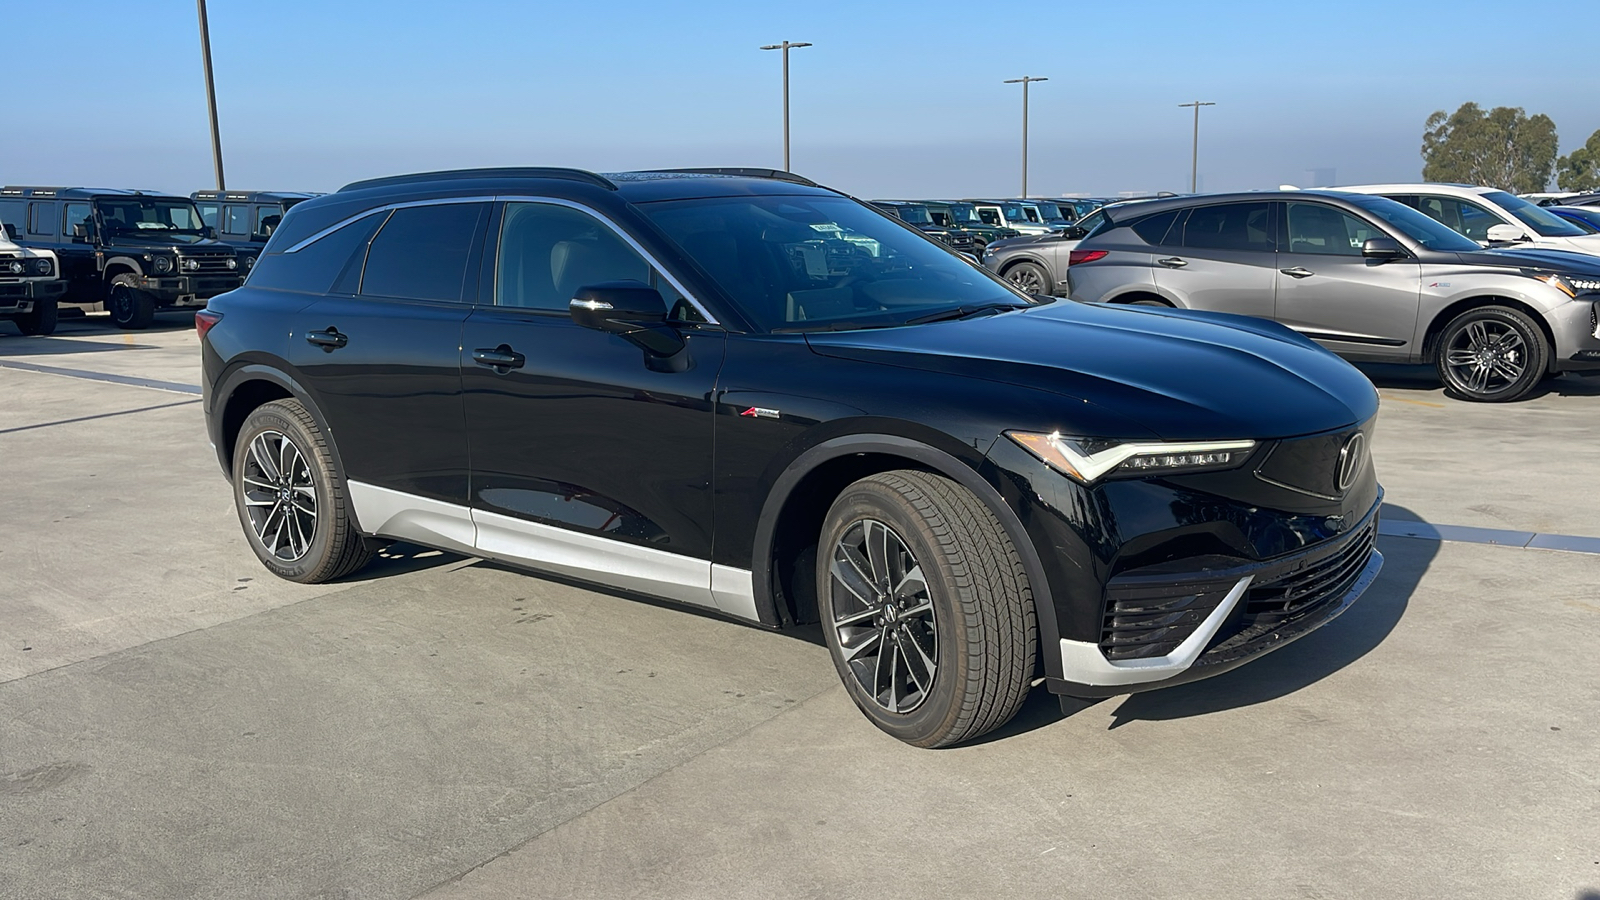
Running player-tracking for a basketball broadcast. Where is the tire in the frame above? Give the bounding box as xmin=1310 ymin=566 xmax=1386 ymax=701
xmin=1125 ymin=298 xmax=1171 ymax=308
xmin=232 ymin=399 xmax=376 ymax=583
xmin=1003 ymin=261 xmax=1051 ymax=296
xmin=14 ymin=297 xmax=58 ymax=335
xmin=1435 ymin=305 xmax=1549 ymax=402
xmin=107 ymin=275 xmax=156 ymax=330
xmin=816 ymin=470 xmax=1037 ymax=748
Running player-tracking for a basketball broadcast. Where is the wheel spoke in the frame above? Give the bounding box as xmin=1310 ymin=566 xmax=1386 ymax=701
xmin=1466 ymin=362 xmax=1490 ymax=393
xmin=833 ymin=605 xmax=880 ymax=628
xmin=892 ymin=564 xmax=926 ymax=602
xmin=249 ymin=435 xmax=280 ymax=482
xmin=1490 ymin=357 xmax=1523 ymax=382
xmin=830 ymin=556 xmax=876 ymax=608
xmin=829 ymin=516 xmax=937 ymax=715
xmin=877 ymin=627 xmax=900 ymax=711
xmin=242 ymin=475 xmax=277 ymax=491
xmin=900 ymin=598 xmax=934 ymax=618
xmin=896 ymin=628 xmax=932 ymax=695
xmin=865 ymin=521 xmax=891 ymax=590
xmin=1466 ymin=321 xmax=1490 ymax=350
xmin=243 ymin=497 xmax=277 ymax=507
xmin=1445 ymin=349 xmax=1477 ymax=367
xmin=842 ymin=628 xmax=883 ymax=663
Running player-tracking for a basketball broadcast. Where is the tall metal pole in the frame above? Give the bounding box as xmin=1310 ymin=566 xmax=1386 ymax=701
xmin=760 ymin=41 xmax=812 ymax=171
xmin=1178 ymin=101 xmax=1215 ymax=193
xmin=1005 ymin=76 xmax=1048 ymax=197
xmin=197 ymin=0 xmax=226 ymax=190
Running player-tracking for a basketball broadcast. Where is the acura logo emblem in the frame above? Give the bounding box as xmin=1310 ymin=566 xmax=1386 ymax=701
xmin=1336 ymin=432 xmax=1367 ymax=492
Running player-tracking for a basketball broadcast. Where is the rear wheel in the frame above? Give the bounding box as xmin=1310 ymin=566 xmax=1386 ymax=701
xmin=1435 ymin=305 xmax=1548 ymax=402
xmin=14 ymin=297 xmax=58 ymax=335
xmin=107 ymin=275 xmax=156 ymax=330
xmin=1003 ymin=261 xmax=1051 ymax=296
xmin=817 ymin=470 xmax=1036 ymax=748
xmin=233 ymin=399 xmax=376 ymax=583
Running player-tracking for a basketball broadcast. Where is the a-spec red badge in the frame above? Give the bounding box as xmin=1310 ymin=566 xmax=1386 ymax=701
xmin=739 ymin=406 xmax=780 ymax=419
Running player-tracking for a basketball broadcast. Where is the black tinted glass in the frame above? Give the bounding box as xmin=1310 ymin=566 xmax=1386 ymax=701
xmin=247 ymin=212 xmax=385 ymax=294
xmin=1130 ymin=210 xmax=1178 ymax=245
xmin=63 ymin=203 xmax=92 ymax=238
xmin=0 ymin=200 xmax=23 ymax=232
xmin=496 ymin=202 xmax=650 ymax=311
xmin=1181 ymin=202 xmax=1273 ymax=251
xmin=361 ymin=203 xmax=485 ymax=302
xmin=28 ymin=202 xmax=56 ymax=236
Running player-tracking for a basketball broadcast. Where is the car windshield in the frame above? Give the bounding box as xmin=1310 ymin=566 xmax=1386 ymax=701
xmin=1033 ymin=202 xmax=1065 ymax=222
xmin=896 ymin=204 xmax=934 ymax=225
xmin=1485 ymin=190 xmax=1590 ymax=238
xmin=1343 ymin=194 xmax=1481 ymax=252
xmin=640 ymin=194 xmax=1034 ymax=332
xmin=96 ymin=199 xmax=209 ymax=242
xmin=948 ymin=203 xmax=980 ymax=224
xmin=1001 ymin=204 xmax=1028 ymax=221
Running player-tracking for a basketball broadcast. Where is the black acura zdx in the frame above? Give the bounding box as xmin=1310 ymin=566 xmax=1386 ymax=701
xmin=200 ymin=167 xmax=1383 ymax=747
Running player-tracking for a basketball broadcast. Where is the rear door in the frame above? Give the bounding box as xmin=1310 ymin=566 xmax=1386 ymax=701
xmin=286 ymin=202 xmax=487 ymax=548
xmin=459 ymin=199 xmax=727 ymax=610
xmin=1150 ymin=201 xmax=1278 ymax=319
xmin=1273 ymin=201 xmax=1420 ymax=357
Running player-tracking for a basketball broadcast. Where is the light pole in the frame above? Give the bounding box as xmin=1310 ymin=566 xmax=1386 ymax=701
xmin=1178 ymin=100 xmax=1215 ymax=193
xmin=197 ymin=0 xmax=226 ymax=190
xmin=1004 ymin=76 xmax=1048 ymax=197
xmin=759 ymin=41 xmax=812 ymax=172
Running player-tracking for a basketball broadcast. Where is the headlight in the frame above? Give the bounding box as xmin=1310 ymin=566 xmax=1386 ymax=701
xmin=1565 ymin=276 xmax=1600 ymax=293
xmin=182 ymin=258 xmax=201 ymax=272
xmin=153 ymin=256 xmax=173 ymax=274
xmin=5 ymin=261 xmax=21 ymax=275
xmin=225 ymin=258 xmax=238 ymax=270
xmin=1007 ymin=431 xmax=1257 ymax=484
xmin=30 ymin=257 xmax=52 ymax=276
xmin=1530 ymin=272 xmax=1600 ymax=297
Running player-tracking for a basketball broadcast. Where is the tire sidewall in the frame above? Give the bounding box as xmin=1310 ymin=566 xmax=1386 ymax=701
xmin=1437 ymin=307 xmax=1546 ymax=402
xmin=232 ymin=402 xmax=340 ymax=581
xmin=816 ymin=480 xmax=968 ymax=745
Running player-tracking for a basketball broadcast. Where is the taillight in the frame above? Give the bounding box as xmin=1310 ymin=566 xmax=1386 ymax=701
xmin=1069 ymin=249 xmax=1108 ymax=266
xmin=195 ymin=308 xmax=223 ymax=341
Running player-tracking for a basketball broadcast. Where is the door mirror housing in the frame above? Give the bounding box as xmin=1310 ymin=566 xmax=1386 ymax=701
xmin=569 ymin=281 xmax=687 ymax=363
xmin=1 ymin=223 xmax=17 ymax=240
xmin=203 ymin=226 xmax=219 ymax=240
xmin=1062 ymin=225 xmax=1088 ymax=240
xmin=1486 ymin=223 xmax=1528 ymax=243
xmin=1361 ymin=237 xmax=1407 ymax=260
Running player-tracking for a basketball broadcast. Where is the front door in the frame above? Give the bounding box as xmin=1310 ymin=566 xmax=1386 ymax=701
xmin=460 ymin=200 xmax=727 ymax=609
xmin=1273 ymin=201 xmax=1421 ymax=358
xmin=1150 ymin=200 xmax=1279 ymax=319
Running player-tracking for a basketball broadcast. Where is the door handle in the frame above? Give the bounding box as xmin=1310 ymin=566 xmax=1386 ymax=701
xmin=1280 ymin=267 xmax=1315 ymax=278
xmin=472 ymin=344 xmax=525 ymax=372
xmin=1156 ymin=257 xmax=1188 ymax=268
xmin=305 ymin=327 xmax=348 ymax=351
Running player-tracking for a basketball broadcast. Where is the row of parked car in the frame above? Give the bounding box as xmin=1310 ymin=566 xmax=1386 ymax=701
xmin=868 ymin=197 xmax=1124 ymax=252
xmin=981 ymin=182 xmax=1600 ymax=402
xmin=0 ymin=187 xmax=316 ymax=334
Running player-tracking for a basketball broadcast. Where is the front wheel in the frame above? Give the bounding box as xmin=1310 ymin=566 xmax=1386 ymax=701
xmin=1003 ymin=261 xmax=1051 ymax=296
xmin=107 ymin=276 xmax=156 ymax=330
xmin=233 ymin=399 xmax=376 ymax=583
xmin=14 ymin=297 xmax=58 ymax=335
xmin=817 ymin=470 xmax=1037 ymax=748
xmin=1435 ymin=305 xmax=1549 ymax=402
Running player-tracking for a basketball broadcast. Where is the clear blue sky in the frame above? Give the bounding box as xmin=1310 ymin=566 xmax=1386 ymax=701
xmin=10 ymin=1 xmax=1598 ymax=198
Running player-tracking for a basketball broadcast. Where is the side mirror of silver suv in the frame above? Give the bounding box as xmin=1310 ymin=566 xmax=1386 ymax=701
xmin=1361 ymin=237 xmax=1407 ymax=261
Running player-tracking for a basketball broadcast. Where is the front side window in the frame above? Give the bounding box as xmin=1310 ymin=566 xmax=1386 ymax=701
xmin=1285 ymin=203 xmax=1386 ymax=256
xmin=1021 ymin=206 xmax=1042 ymax=223
xmin=196 ymin=203 xmax=221 ymax=229
xmin=1410 ymin=196 xmax=1502 ymax=242
xmin=1483 ymin=190 xmax=1589 ymax=238
xmin=255 ymin=205 xmax=284 ymax=237
xmin=1345 ymin=194 xmax=1479 ymax=252
xmin=63 ymin=203 xmax=92 ymax=240
xmin=897 ymin=205 xmax=933 ymax=225
xmin=223 ymin=205 xmax=251 ymax=235
xmin=640 ymin=194 xmax=1033 ymax=332
xmin=977 ymin=208 xmax=1001 ymax=226
xmin=1180 ymin=202 xmax=1274 ymax=252
xmin=1001 ymin=204 xmax=1028 ymax=222
xmin=948 ymin=203 xmax=979 ymax=224
xmin=95 ymin=199 xmax=208 ymax=243
xmin=360 ymin=203 xmax=486 ymax=302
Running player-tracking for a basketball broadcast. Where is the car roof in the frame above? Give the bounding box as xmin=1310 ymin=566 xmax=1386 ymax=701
xmin=1096 ymin=190 xmax=1364 ymax=224
xmin=1325 ymin=183 xmax=1497 ymax=198
xmin=0 ymin=186 xmax=187 ymax=201
xmin=191 ymin=190 xmax=322 ymax=203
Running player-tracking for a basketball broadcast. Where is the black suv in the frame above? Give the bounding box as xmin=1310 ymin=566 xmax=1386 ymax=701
xmin=192 ymin=190 xmax=320 ymax=247
xmin=201 ymin=167 xmax=1383 ymax=747
xmin=870 ymin=200 xmax=978 ymax=254
xmin=0 ymin=187 xmax=244 ymax=328
xmin=924 ymin=200 xmax=1019 ymax=250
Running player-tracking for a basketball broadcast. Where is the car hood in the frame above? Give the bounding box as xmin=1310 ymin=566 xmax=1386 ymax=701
xmin=105 ymin=234 xmax=233 ymax=252
xmin=1458 ymin=246 xmax=1600 ymax=274
xmin=805 ymin=300 xmax=1378 ymax=441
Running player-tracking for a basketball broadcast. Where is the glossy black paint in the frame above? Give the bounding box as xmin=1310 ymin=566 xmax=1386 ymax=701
xmin=201 ymin=168 xmax=1384 ymax=699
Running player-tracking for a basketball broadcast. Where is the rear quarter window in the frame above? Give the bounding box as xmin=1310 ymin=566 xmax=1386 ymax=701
xmin=246 ymin=212 xmax=386 ymax=294
xmin=1129 ymin=210 xmax=1179 ymax=245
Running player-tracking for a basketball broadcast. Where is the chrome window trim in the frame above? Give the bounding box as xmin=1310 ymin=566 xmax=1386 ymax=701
xmin=282 ymin=194 xmax=718 ymax=324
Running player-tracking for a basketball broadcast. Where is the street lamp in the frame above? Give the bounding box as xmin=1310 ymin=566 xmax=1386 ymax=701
xmin=1178 ymin=100 xmax=1215 ymax=194
xmin=759 ymin=41 xmax=812 ymax=172
xmin=197 ymin=0 xmax=226 ymax=190
xmin=1004 ymin=76 xmax=1048 ymax=198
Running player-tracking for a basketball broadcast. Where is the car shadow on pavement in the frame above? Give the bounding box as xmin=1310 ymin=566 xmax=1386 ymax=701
xmin=0 ymin=335 xmax=163 ymax=355
xmin=354 ymin=542 xmax=470 ymax=579
xmin=1356 ymin=362 xmax=1600 ymax=400
xmin=975 ymin=503 xmax=1438 ymax=742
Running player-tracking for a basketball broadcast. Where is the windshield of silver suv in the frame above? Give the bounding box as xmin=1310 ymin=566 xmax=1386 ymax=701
xmin=1344 ymin=194 xmax=1481 ymax=252
xmin=1484 ymin=190 xmax=1590 ymax=238
xmin=96 ymin=199 xmax=210 ymax=242
xmin=641 ymin=195 xmax=1034 ymax=332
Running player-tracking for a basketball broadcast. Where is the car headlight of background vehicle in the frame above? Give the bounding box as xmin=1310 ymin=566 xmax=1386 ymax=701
xmin=182 ymin=258 xmax=201 ymax=272
xmin=1007 ymin=431 xmax=1256 ymax=484
xmin=30 ymin=257 xmax=52 ymax=276
xmin=1529 ymin=272 xmax=1600 ymax=297
xmin=153 ymin=256 xmax=173 ymax=274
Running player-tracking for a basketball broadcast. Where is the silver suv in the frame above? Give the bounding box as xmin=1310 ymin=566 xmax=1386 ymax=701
xmin=1066 ymin=191 xmax=1600 ymax=402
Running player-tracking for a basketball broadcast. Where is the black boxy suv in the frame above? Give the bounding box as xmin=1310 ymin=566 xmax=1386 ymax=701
xmin=200 ymin=167 xmax=1384 ymax=747
xmin=0 ymin=186 xmax=244 ymax=329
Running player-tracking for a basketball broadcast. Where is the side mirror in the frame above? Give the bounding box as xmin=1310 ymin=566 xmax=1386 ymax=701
xmin=1063 ymin=225 xmax=1088 ymax=240
xmin=203 ymin=226 xmax=219 ymax=240
xmin=1 ymin=223 xmax=17 ymax=240
xmin=1486 ymin=223 xmax=1527 ymax=243
xmin=1362 ymin=237 xmax=1407 ymax=260
xmin=72 ymin=223 xmax=89 ymax=240
xmin=569 ymin=281 xmax=686 ymax=360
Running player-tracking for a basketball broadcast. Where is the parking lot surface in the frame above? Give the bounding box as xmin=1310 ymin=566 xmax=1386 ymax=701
xmin=3 ymin=314 xmax=1598 ymax=899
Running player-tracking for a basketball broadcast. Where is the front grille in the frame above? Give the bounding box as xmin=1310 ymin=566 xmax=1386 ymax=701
xmin=947 ymin=232 xmax=976 ymax=249
xmin=1244 ymin=520 xmax=1376 ymax=622
xmin=175 ymin=253 xmax=236 ymax=274
xmin=1100 ymin=578 xmax=1237 ymax=660
xmin=1254 ymin=426 xmax=1364 ymax=500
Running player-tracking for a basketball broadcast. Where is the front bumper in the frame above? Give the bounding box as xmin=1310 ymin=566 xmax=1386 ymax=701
xmin=1047 ymin=501 xmax=1383 ymax=698
xmin=1553 ymin=298 xmax=1600 ymax=371
xmin=0 ymin=279 xmax=68 ymax=304
xmin=133 ymin=274 xmax=243 ymax=304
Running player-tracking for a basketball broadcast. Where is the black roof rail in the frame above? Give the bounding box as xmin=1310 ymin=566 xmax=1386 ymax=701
xmin=646 ymin=167 xmax=819 ymax=187
xmin=338 ymin=167 xmax=617 ymax=194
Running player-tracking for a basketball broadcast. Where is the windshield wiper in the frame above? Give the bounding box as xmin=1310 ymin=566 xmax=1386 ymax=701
xmin=904 ymin=302 xmax=1033 ymax=325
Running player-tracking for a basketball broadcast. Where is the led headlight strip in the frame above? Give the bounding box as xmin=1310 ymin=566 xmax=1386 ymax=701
xmin=1008 ymin=431 xmax=1257 ymax=484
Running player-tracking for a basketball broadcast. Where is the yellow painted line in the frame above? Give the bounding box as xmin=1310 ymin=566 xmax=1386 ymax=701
xmin=1379 ymin=393 xmax=1445 ymax=409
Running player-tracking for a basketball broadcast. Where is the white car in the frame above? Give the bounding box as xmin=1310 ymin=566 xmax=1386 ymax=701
xmin=0 ymin=217 xmax=66 ymax=335
xmin=1328 ymin=183 xmax=1600 ymax=256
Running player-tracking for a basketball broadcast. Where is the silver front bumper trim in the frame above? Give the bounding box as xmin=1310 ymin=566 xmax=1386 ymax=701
xmin=1058 ymin=575 xmax=1254 ymax=687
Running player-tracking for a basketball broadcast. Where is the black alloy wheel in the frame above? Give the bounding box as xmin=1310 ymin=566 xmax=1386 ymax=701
xmin=14 ymin=298 xmax=58 ymax=336
xmin=818 ymin=470 xmax=1037 ymax=748
xmin=1436 ymin=305 xmax=1548 ymax=402
xmin=1003 ymin=261 xmax=1051 ymax=296
xmin=233 ymin=399 xmax=376 ymax=583
xmin=107 ymin=276 xmax=156 ymax=330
